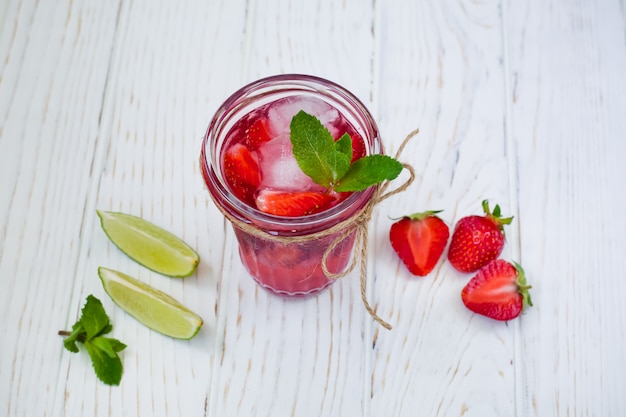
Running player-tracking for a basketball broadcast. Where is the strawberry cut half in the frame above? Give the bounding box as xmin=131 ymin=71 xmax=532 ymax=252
xmin=255 ymin=189 xmax=335 ymax=217
xmin=244 ymin=118 xmax=273 ymax=150
xmin=389 ymin=210 xmax=450 ymax=276
xmin=223 ymin=143 xmax=261 ymax=205
xmin=461 ymin=259 xmax=532 ymax=321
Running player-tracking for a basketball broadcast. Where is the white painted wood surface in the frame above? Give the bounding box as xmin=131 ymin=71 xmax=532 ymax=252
xmin=1 ymin=0 xmax=625 ymax=416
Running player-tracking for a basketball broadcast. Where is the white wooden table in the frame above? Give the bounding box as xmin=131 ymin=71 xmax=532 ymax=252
xmin=2 ymin=0 xmax=625 ymax=416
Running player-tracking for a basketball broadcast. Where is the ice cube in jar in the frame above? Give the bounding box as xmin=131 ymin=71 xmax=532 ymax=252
xmin=256 ymin=133 xmax=324 ymax=192
xmin=267 ymin=96 xmax=341 ymax=138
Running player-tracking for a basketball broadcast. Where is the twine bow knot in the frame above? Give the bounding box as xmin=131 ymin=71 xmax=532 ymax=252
xmin=206 ymin=128 xmax=419 ymax=330
xmin=319 ymin=128 xmax=418 ymax=330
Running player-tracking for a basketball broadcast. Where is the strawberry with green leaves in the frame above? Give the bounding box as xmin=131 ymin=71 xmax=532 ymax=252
xmin=389 ymin=210 xmax=449 ymax=276
xmin=447 ymin=200 xmax=513 ymax=273
xmin=461 ymin=259 xmax=532 ymax=321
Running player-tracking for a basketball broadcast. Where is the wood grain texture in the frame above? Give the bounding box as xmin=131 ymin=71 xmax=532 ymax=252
xmin=0 ymin=2 xmax=123 ymax=416
xmin=1 ymin=0 xmax=626 ymax=416
xmin=507 ymin=0 xmax=626 ymax=415
xmin=370 ymin=1 xmax=517 ymax=416
xmin=59 ymin=1 xmax=249 ymax=416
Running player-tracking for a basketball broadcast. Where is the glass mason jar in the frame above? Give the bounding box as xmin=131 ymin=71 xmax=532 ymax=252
xmin=200 ymin=74 xmax=382 ymax=296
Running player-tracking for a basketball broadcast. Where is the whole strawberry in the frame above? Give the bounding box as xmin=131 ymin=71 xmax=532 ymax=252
xmin=447 ymin=200 xmax=513 ymax=273
xmin=389 ymin=210 xmax=450 ymax=276
xmin=461 ymin=259 xmax=532 ymax=321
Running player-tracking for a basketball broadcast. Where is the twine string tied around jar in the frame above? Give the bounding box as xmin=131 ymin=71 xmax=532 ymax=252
xmin=207 ymin=128 xmax=419 ymax=331
xmin=319 ymin=128 xmax=418 ymax=330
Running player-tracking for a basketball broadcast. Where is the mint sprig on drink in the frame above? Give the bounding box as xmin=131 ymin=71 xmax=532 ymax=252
xmin=290 ymin=111 xmax=403 ymax=192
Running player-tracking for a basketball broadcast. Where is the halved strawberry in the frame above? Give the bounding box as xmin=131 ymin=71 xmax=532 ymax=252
xmin=461 ymin=259 xmax=532 ymax=321
xmin=389 ymin=210 xmax=450 ymax=276
xmin=223 ymin=143 xmax=261 ymax=205
xmin=244 ymin=118 xmax=273 ymax=150
xmin=255 ymin=189 xmax=335 ymax=217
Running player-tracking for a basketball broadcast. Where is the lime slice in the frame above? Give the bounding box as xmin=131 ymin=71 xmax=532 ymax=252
xmin=97 ymin=210 xmax=199 ymax=277
xmin=98 ymin=267 xmax=203 ymax=339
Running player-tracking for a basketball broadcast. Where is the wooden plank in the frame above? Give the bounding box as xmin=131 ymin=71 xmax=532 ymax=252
xmin=370 ymin=1 xmax=518 ymax=416
xmin=209 ymin=1 xmax=379 ymax=416
xmin=0 ymin=1 xmax=122 ymax=416
xmin=54 ymin=0 xmax=250 ymax=416
xmin=506 ymin=0 xmax=626 ymax=415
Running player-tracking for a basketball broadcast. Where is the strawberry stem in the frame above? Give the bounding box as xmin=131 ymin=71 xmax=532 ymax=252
xmin=58 ymin=329 xmax=88 ymax=343
xmin=405 ymin=210 xmax=443 ymax=221
xmin=482 ymin=199 xmax=514 ymax=232
xmin=513 ymin=261 xmax=533 ymax=309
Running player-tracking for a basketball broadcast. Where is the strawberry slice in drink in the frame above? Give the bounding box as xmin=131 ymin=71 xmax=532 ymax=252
xmin=223 ymin=143 xmax=261 ymax=206
xmin=244 ymin=118 xmax=273 ymax=150
xmin=255 ymin=189 xmax=335 ymax=217
xmin=348 ymin=132 xmax=366 ymax=162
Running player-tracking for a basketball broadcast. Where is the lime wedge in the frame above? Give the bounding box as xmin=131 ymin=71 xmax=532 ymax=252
xmin=98 ymin=267 xmax=203 ymax=339
xmin=97 ymin=210 xmax=199 ymax=277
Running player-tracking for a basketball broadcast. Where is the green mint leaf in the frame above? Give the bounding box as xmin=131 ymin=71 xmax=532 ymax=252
xmin=290 ymin=111 xmax=351 ymax=187
xmin=64 ymin=339 xmax=80 ymax=353
xmin=325 ymin=148 xmax=352 ymax=185
xmin=99 ymin=324 xmax=113 ymax=337
xmin=63 ymin=322 xmax=86 ymax=353
xmin=334 ymin=155 xmax=403 ymax=192
xmin=90 ymin=336 xmax=127 ymax=358
xmin=80 ymin=295 xmax=111 ymax=340
xmin=85 ymin=337 xmax=125 ymax=386
xmin=60 ymin=295 xmax=126 ymax=386
xmin=290 ymin=112 xmax=405 ymax=193
xmin=334 ymin=133 xmax=353 ymax=160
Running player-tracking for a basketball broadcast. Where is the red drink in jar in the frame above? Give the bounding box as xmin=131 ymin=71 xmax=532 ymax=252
xmin=201 ymin=75 xmax=382 ymax=296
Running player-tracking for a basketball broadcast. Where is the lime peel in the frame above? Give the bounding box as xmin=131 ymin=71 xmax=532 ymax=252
xmin=98 ymin=267 xmax=203 ymax=340
xmin=97 ymin=210 xmax=199 ymax=277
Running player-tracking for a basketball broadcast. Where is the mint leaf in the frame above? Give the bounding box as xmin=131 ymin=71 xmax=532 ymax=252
xmin=99 ymin=324 xmax=113 ymax=336
xmin=63 ymin=321 xmax=85 ymax=353
xmin=290 ymin=112 xmax=405 ymax=193
xmin=334 ymin=133 xmax=353 ymax=160
xmin=85 ymin=338 xmax=125 ymax=386
xmin=90 ymin=336 xmax=127 ymax=358
xmin=81 ymin=295 xmax=111 ymax=339
xmin=59 ymin=295 xmax=126 ymax=386
xmin=334 ymin=155 xmax=403 ymax=192
xmin=290 ymin=111 xmax=351 ymax=187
